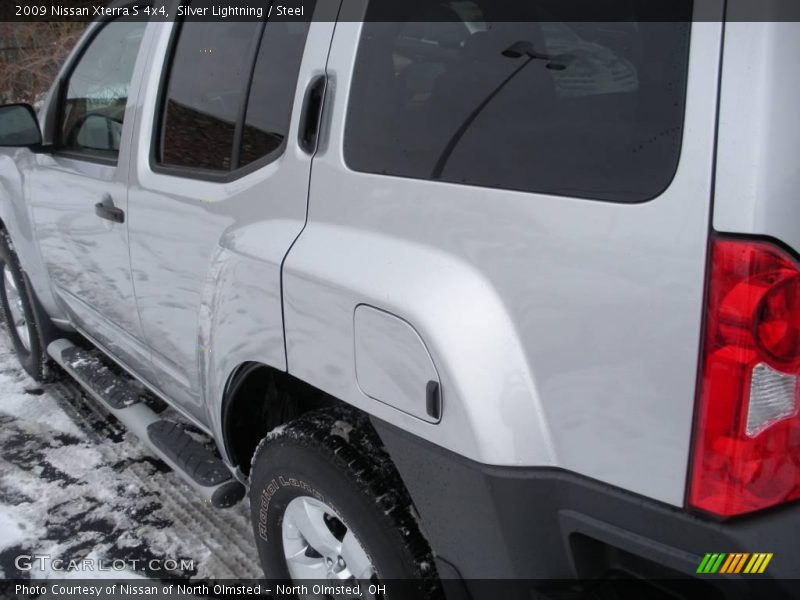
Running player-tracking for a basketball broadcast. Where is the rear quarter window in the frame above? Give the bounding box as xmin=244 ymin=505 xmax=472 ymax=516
xmin=344 ymin=0 xmax=693 ymax=203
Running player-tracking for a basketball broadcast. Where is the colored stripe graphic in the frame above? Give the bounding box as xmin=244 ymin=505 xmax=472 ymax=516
xmin=701 ymin=553 xmax=773 ymax=574
xmin=697 ymin=553 xmax=726 ymax=573
xmin=744 ymin=554 xmax=760 ymax=573
xmin=719 ymin=553 xmax=736 ymax=573
xmin=758 ymin=554 xmax=773 ymax=573
xmin=710 ymin=553 xmax=726 ymax=573
xmin=734 ymin=553 xmax=750 ymax=573
xmin=744 ymin=553 xmax=773 ymax=574
xmin=722 ymin=553 xmax=743 ymax=574
xmin=696 ymin=554 xmax=712 ymax=573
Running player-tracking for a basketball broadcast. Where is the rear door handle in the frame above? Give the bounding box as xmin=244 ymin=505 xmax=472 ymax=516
xmin=95 ymin=195 xmax=125 ymax=224
xmin=298 ymin=75 xmax=327 ymax=154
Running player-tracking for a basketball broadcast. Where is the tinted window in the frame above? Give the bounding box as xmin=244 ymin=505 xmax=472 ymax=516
xmin=239 ymin=21 xmax=311 ymax=168
xmin=159 ymin=21 xmax=261 ymax=171
xmin=345 ymin=1 xmax=693 ymax=202
xmin=158 ymin=8 xmax=312 ymax=175
xmin=60 ymin=20 xmax=146 ymax=159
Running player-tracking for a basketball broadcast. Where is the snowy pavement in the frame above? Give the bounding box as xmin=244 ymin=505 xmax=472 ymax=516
xmin=0 ymin=330 xmax=262 ymax=581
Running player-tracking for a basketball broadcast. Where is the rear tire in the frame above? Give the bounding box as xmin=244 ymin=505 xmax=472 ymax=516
xmin=0 ymin=231 xmax=49 ymax=381
xmin=249 ymin=407 xmax=441 ymax=598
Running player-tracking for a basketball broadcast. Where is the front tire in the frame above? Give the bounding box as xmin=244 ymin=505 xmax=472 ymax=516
xmin=249 ymin=408 xmax=440 ymax=598
xmin=0 ymin=231 xmax=49 ymax=381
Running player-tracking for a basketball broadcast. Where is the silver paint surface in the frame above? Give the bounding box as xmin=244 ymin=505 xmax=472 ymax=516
xmin=354 ymin=305 xmax=440 ymax=423
xmin=714 ymin=17 xmax=800 ymax=254
xmin=283 ymin=10 xmax=725 ymax=505
xmin=126 ymin=13 xmax=339 ymax=436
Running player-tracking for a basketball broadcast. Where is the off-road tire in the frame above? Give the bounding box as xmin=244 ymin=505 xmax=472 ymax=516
xmin=249 ymin=407 xmax=441 ymax=598
xmin=0 ymin=231 xmax=50 ymax=381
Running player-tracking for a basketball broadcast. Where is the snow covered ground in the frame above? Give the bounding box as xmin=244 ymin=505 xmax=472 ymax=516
xmin=0 ymin=329 xmax=262 ymax=581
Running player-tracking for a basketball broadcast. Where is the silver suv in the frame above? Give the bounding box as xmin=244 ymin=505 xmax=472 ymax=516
xmin=0 ymin=0 xmax=798 ymax=595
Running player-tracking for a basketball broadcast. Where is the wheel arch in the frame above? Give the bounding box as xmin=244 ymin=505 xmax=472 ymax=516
xmin=0 ymin=217 xmax=63 ymax=350
xmin=219 ymin=361 xmax=339 ymax=476
xmin=0 ymin=157 xmax=66 ymax=323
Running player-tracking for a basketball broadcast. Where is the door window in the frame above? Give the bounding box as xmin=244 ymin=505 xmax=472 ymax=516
xmin=156 ymin=7 xmax=313 ymax=177
xmin=60 ymin=20 xmax=146 ymax=160
xmin=239 ymin=21 xmax=312 ymax=168
xmin=159 ymin=21 xmax=262 ymax=172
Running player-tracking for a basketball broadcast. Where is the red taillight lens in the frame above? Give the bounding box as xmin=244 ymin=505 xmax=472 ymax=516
xmin=689 ymin=237 xmax=800 ymax=517
xmin=755 ymin=275 xmax=800 ymax=371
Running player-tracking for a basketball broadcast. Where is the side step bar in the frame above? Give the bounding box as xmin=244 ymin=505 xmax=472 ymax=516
xmin=48 ymin=339 xmax=245 ymax=508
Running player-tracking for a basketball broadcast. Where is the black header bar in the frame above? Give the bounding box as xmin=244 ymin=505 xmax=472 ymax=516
xmin=2 ymin=0 xmax=800 ymax=23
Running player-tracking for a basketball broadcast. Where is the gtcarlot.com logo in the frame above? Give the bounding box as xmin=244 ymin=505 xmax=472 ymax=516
xmin=696 ymin=553 xmax=773 ymax=574
xmin=15 ymin=554 xmax=195 ymax=573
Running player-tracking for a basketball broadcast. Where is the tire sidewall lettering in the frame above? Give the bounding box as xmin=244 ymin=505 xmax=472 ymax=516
xmin=258 ymin=475 xmax=323 ymax=541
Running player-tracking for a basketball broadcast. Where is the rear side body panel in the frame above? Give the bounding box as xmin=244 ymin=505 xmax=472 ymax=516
xmin=714 ymin=17 xmax=800 ymax=253
xmin=283 ymin=4 xmax=725 ymax=506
